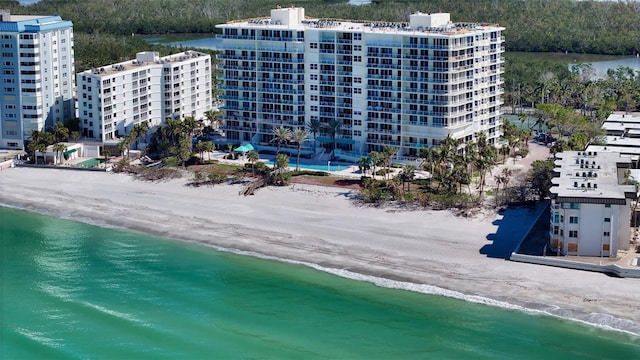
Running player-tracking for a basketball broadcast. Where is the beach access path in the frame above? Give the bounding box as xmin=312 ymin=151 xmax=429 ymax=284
xmin=1 ymin=166 xmax=639 ymax=334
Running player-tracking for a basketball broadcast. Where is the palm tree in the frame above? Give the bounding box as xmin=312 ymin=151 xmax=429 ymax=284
xmin=418 ymin=147 xmax=438 ymax=183
xmin=34 ymin=142 xmax=47 ymax=164
xmin=101 ymin=149 xmax=110 ymax=169
xmin=509 ymin=136 xmax=520 ymax=164
xmin=357 ymin=156 xmax=371 ymax=176
xmin=182 ymin=116 xmax=201 ymax=138
xmin=130 ymin=120 xmax=149 ymax=150
xmin=292 ymin=128 xmax=309 ymax=171
xmin=165 ymin=118 xmax=183 ymax=146
xmin=271 ymin=126 xmax=292 ymax=155
xmin=307 ymin=119 xmax=322 ymax=155
xmin=176 ymin=135 xmax=192 ymax=168
xmin=472 ymin=132 xmax=496 ymax=198
xmin=227 ymin=143 xmax=235 ymax=159
xmin=400 ymin=164 xmax=416 ymax=193
xmin=204 ymin=109 xmax=222 ymax=130
xmin=27 ymin=130 xmax=46 ymax=162
xmin=53 ymin=121 xmax=69 ymax=143
xmin=195 ymin=141 xmax=207 ymax=160
xmin=202 ymin=141 xmax=215 ymax=161
xmin=247 ymin=150 xmax=259 ymax=175
xmin=429 ymin=136 xmax=459 ymax=192
xmin=325 ymin=119 xmax=342 ymax=160
xmin=118 ymin=135 xmax=132 ymax=162
xmin=499 ymin=145 xmax=510 ymax=163
xmin=382 ymin=145 xmax=397 ymax=180
xmin=368 ymin=151 xmax=380 ymax=178
xmin=494 ymin=168 xmax=513 ymax=206
xmin=28 ymin=129 xmax=45 ymax=145
xmin=274 ymin=153 xmax=289 ymax=184
xmin=70 ymin=131 xmax=80 ymax=143
xmin=52 ymin=143 xmax=67 ymax=165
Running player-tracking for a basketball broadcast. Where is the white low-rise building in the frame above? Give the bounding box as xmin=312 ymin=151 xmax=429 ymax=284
xmin=550 ymin=151 xmax=636 ymax=257
xmin=586 ymin=112 xmax=640 ymax=167
xmin=76 ymin=51 xmax=212 ymax=143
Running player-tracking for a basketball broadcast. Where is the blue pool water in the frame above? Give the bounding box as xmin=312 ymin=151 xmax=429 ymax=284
xmin=264 ymin=160 xmax=350 ymax=172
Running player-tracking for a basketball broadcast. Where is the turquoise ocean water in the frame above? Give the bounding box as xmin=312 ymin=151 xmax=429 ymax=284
xmin=1 ymin=206 xmax=639 ymax=359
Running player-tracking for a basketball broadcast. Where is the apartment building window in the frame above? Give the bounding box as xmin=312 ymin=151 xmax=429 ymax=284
xmin=310 ymin=64 xmax=318 ymax=70
xmin=569 ymin=231 xmax=578 ymax=238
xmin=569 ymin=216 xmax=578 ymax=224
xmin=603 ymin=231 xmax=610 ymax=237
xmin=353 ymin=33 xmax=362 ymax=41
xmin=604 ymin=217 xmax=611 ymax=222
xmin=553 ymin=226 xmax=559 ymax=235
xmin=605 ymin=204 xmax=611 ymax=208
xmin=310 ymin=43 xmax=318 ymax=49
xmin=354 ymin=88 xmax=361 ymax=94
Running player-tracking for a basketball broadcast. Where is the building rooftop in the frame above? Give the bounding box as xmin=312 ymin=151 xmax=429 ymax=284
xmin=551 ymin=151 xmax=636 ymax=204
xmin=80 ymin=50 xmax=209 ymax=77
xmin=0 ymin=11 xmax=71 ymax=32
xmin=604 ymin=112 xmax=640 ymax=124
xmin=217 ymin=6 xmax=503 ymax=36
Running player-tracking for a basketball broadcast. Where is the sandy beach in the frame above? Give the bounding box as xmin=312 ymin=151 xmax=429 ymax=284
xmin=1 ymin=167 xmax=640 ymax=335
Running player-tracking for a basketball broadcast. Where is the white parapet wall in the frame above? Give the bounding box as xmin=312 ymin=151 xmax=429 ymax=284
xmin=510 ymin=252 xmax=640 ymax=278
xmin=0 ymin=159 xmax=14 ymax=171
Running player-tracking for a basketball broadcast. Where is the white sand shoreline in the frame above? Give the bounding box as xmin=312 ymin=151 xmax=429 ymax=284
xmin=2 ymin=167 xmax=640 ymax=336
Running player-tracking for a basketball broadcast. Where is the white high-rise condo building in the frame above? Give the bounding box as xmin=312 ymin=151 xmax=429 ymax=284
xmin=216 ymin=7 xmax=504 ymax=161
xmin=77 ymin=51 xmax=212 ymax=143
xmin=0 ymin=10 xmax=76 ymax=150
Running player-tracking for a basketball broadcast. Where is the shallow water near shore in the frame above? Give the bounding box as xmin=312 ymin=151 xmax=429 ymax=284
xmin=1 ymin=207 xmax=639 ymax=358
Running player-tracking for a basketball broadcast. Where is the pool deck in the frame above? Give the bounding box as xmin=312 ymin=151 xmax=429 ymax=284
xmin=208 ymin=151 xmax=430 ymax=180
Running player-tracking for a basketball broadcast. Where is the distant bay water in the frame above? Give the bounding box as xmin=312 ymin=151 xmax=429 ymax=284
xmin=1 ymin=206 xmax=640 ymax=358
xmin=149 ymin=34 xmax=640 ymax=78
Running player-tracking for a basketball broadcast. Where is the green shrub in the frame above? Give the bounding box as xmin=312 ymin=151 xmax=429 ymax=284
xmin=193 ymin=171 xmax=206 ymax=182
xmin=162 ymin=156 xmax=179 ymax=167
xmin=208 ymin=172 xmax=225 ymax=184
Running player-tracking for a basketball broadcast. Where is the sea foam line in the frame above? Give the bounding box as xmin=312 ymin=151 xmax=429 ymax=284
xmin=208 ymin=245 xmax=640 ymax=338
xmin=3 ymin=204 xmax=638 ymax=337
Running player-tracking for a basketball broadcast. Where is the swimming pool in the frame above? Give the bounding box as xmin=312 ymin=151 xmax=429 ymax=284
xmin=76 ymin=158 xmax=106 ymax=168
xmin=264 ymin=160 xmax=350 ymax=172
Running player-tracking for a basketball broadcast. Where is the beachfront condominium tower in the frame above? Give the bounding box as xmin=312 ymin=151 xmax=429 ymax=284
xmin=76 ymin=51 xmax=212 ymax=143
xmin=0 ymin=10 xmax=76 ymax=150
xmin=550 ymin=151 xmax=636 ymax=257
xmin=216 ymin=7 xmax=504 ymax=161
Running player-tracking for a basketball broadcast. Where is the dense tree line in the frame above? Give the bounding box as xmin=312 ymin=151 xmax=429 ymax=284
xmin=6 ymin=0 xmax=640 ymax=55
